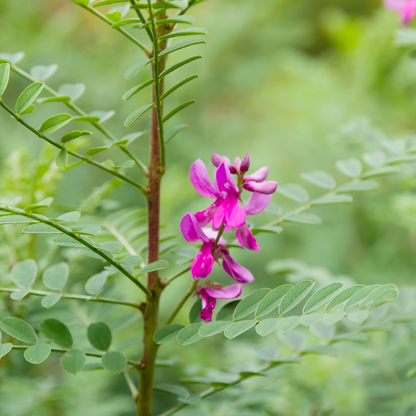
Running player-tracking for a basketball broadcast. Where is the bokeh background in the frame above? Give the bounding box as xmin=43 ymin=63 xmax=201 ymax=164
xmin=0 ymin=0 xmax=416 ymax=415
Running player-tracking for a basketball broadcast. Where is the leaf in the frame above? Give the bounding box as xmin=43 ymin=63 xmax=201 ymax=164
xmin=153 ymin=0 xmax=188 ymax=9
xmin=122 ymin=79 xmax=153 ymax=101
xmin=119 ymin=131 xmax=147 ymax=145
xmin=177 ymin=323 xmax=203 ymax=345
xmin=90 ymin=110 xmax=115 ymax=123
xmin=157 ymin=14 xmax=194 ymax=25
xmin=119 ymin=255 xmax=143 ymax=267
xmin=40 ymin=319 xmax=73 ymax=348
xmin=251 ymin=345 xmax=279 ymax=361
xmin=360 ymin=284 xmax=398 ymax=308
xmin=95 ymin=241 xmax=122 ymax=253
xmin=10 ymin=289 xmax=30 ymax=300
xmin=20 ymin=104 xmax=35 ymax=115
xmin=199 ymin=321 xmax=230 ymax=337
xmin=309 ymin=322 xmax=335 ymax=340
xmin=37 ymin=96 xmax=71 ymax=104
xmin=407 ymin=367 xmax=416 ymax=379
xmin=301 ymin=345 xmax=338 ymax=357
xmin=106 ymin=4 xmax=129 ymax=22
xmin=0 ymin=317 xmax=37 ymax=344
xmin=233 ymin=289 xmax=270 ymax=321
xmin=85 ymin=271 xmax=108 ymax=295
xmin=154 ymin=324 xmax=185 ymax=344
xmin=159 ymin=38 xmax=206 ymax=58
xmin=163 ymin=100 xmax=196 ymax=123
xmin=189 ymin=299 xmax=203 ymax=324
xmin=153 ymin=384 xmax=189 ymax=398
xmin=58 ymin=83 xmax=85 ymax=101
xmin=363 ymin=150 xmax=386 ymax=167
xmin=336 ymin=180 xmax=379 ymax=193
xmin=111 ymin=18 xmax=142 ymax=28
xmin=51 ymin=234 xmax=94 ymax=248
xmin=61 ymin=349 xmax=86 ymax=375
xmin=124 ymin=59 xmax=151 ymax=80
xmin=0 ymin=343 xmax=13 ymax=359
xmin=88 ymin=322 xmax=112 ymax=351
xmin=30 ymin=64 xmax=58 ymax=81
xmin=63 ymin=161 xmax=84 ymax=172
xmin=0 ymin=63 xmax=10 ymax=97
xmin=72 ymin=116 xmax=100 ymax=123
xmin=85 ymin=145 xmax=111 ymax=156
xmin=124 ymin=104 xmax=154 ymax=127
xmin=344 ymin=285 xmax=381 ymax=310
xmin=93 ymin=0 xmax=127 ymax=6
xmin=277 ymin=331 xmax=306 ymax=351
xmin=137 ymin=260 xmax=169 ymax=275
xmin=159 ymin=27 xmax=208 ymax=40
xmin=301 ymin=171 xmax=336 ymax=189
xmin=255 ymin=318 xmax=280 ymax=337
xmin=224 ymin=321 xmax=257 ymax=340
xmin=61 ymin=130 xmax=92 ymax=143
xmin=78 ymin=248 xmax=113 ymax=260
xmin=42 ymin=262 xmax=68 ymax=290
xmin=56 ymin=148 xmax=67 ymax=168
xmin=276 ymin=183 xmax=309 ymax=203
xmin=320 ymin=313 xmax=345 ymax=325
xmin=0 ymin=215 xmax=37 ymax=224
xmin=362 ymin=166 xmax=401 ymax=179
xmin=24 ymin=344 xmax=51 ymax=364
xmin=326 ymin=285 xmax=365 ymax=312
xmin=11 ymin=259 xmax=37 ymax=288
xmin=299 ymin=313 xmax=323 ymax=327
xmin=57 ymin=211 xmax=81 ymax=222
xmin=23 ymin=223 xmax=69 ymax=234
xmin=336 ymin=158 xmax=362 ymax=178
xmin=161 ymin=75 xmax=198 ymax=101
xmin=330 ymin=333 xmax=367 ymax=343
xmin=251 ymin=225 xmax=283 ymax=235
xmin=303 ymin=283 xmax=344 ymax=314
xmin=277 ymin=316 xmax=300 ymax=333
xmin=347 ymin=310 xmax=370 ymax=325
xmin=284 ymin=213 xmax=322 ymax=225
xmin=41 ymin=293 xmax=62 ymax=309
xmin=24 ymin=197 xmax=53 ymax=210
xmin=39 ymin=113 xmax=72 ymax=134
xmin=216 ymin=300 xmax=240 ymax=321
xmin=0 ymin=52 xmax=25 ymax=64
xmin=372 ymin=290 xmax=399 ymax=308
xmin=310 ymin=195 xmax=353 ymax=206
xmin=165 ymin=124 xmax=188 ymax=145
xmin=15 ymin=82 xmax=44 ymax=114
xmin=255 ymin=284 xmax=292 ymax=318
xmin=279 ymin=280 xmax=315 ymax=315
xmin=159 ymin=55 xmax=202 ymax=79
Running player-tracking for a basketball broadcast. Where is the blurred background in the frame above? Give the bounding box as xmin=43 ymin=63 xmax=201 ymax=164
xmin=0 ymin=0 xmax=416 ymax=415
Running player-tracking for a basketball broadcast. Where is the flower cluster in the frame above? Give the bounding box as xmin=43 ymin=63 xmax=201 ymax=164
xmin=384 ymin=0 xmax=416 ymax=25
xmin=180 ymin=153 xmax=278 ymax=321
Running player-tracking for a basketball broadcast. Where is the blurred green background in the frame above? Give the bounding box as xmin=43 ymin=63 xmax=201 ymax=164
xmin=0 ymin=0 xmax=416 ymax=415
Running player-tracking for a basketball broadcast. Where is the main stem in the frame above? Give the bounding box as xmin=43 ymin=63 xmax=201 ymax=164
xmin=137 ymin=2 xmax=168 ymax=414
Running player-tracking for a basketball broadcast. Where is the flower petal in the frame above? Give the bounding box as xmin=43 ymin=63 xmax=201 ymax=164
xmin=191 ymin=242 xmax=215 ymax=279
xmin=243 ymin=180 xmax=278 ymax=195
xmin=180 ymin=212 xmax=211 ymax=243
xmin=240 ymin=153 xmax=250 ymax=173
xmin=202 ymin=227 xmax=227 ymax=246
xmin=225 ymin=193 xmax=246 ymax=228
xmin=194 ymin=199 xmax=222 ymax=227
xmin=190 ymin=159 xmax=219 ymax=198
xmin=243 ymin=166 xmax=269 ymax=183
xmin=216 ymin=163 xmax=239 ymax=193
xmin=204 ymin=283 xmax=243 ymax=300
xmin=199 ymin=289 xmax=216 ymax=322
xmin=244 ymin=192 xmax=272 ymax=215
xmin=221 ymin=251 xmax=254 ymax=283
xmin=236 ymin=224 xmax=260 ymax=251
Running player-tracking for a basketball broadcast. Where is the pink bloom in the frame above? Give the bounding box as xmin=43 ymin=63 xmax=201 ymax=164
xmin=384 ymin=0 xmax=416 ymax=24
xmin=236 ymin=224 xmax=260 ymax=251
xmin=198 ymin=283 xmax=242 ymax=322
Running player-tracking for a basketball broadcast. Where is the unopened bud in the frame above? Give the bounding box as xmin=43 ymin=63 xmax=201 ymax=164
xmin=240 ymin=153 xmax=250 ymax=172
xmin=211 ymin=153 xmax=222 ymax=167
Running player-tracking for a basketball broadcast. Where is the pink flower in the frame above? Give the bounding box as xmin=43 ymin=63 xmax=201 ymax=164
xmin=180 ymin=212 xmax=254 ymax=283
xmin=384 ymin=0 xmax=416 ymax=24
xmin=198 ymin=283 xmax=243 ymax=322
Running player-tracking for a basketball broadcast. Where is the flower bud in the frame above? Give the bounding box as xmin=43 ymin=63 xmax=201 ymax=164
xmin=211 ymin=153 xmax=223 ymax=167
xmin=240 ymin=153 xmax=250 ymax=172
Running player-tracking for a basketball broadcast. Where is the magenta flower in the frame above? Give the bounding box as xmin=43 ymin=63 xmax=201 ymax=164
xmin=180 ymin=212 xmax=254 ymax=283
xmin=198 ymin=283 xmax=243 ymax=322
xmin=384 ymin=0 xmax=416 ymax=24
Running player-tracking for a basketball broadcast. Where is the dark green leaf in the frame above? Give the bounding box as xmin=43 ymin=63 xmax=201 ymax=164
xmin=156 ymin=15 xmax=194 ymax=26
xmin=279 ymin=280 xmax=315 ymax=315
xmin=162 ymin=100 xmax=195 ymax=122
xmin=137 ymin=260 xmax=169 ymax=275
xmin=22 ymin=223 xmax=69 ymax=234
xmin=85 ymin=145 xmax=111 ymax=156
xmin=159 ymin=55 xmax=202 ymax=79
xmin=122 ymin=79 xmax=153 ymax=101
xmin=0 ymin=343 xmax=13 ymax=359
xmin=198 ymin=321 xmax=230 ymax=337
xmin=111 ymin=18 xmax=141 ymax=28
xmin=20 ymin=105 xmax=34 ymax=115
xmin=85 ymin=271 xmax=108 ymax=295
xmin=87 ymin=322 xmax=112 ymax=351
xmin=61 ymin=130 xmax=92 ymax=143
xmin=0 ymin=317 xmax=37 ymax=344
xmin=154 ymin=324 xmax=185 ymax=344
xmin=124 ymin=104 xmax=154 ymax=127
xmin=165 ymin=124 xmax=188 ymax=145
xmin=11 ymin=259 xmax=37 ymax=288
xmin=159 ymin=38 xmax=206 ymax=58
xmin=61 ymin=349 xmax=86 ymax=375
xmin=124 ymin=59 xmax=151 ymax=80
xmin=256 ymin=284 xmax=292 ymax=318
xmin=189 ymin=299 xmax=202 ymax=324
xmin=153 ymin=384 xmax=189 ymax=398
xmin=233 ymin=288 xmax=270 ymax=321
xmin=72 ymin=116 xmax=100 ymax=123
xmin=16 ymin=82 xmax=43 ymax=114
xmin=224 ymin=320 xmax=256 ymax=339
xmin=39 ymin=113 xmax=72 ymax=134
xmin=159 ymin=27 xmax=207 ymax=40
xmin=0 ymin=63 xmax=10 ymax=97
xmin=216 ymin=300 xmax=240 ymax=321
xmin=40 ymin=319 xmax=73 ymax=348
xmin=42 ymin=262 xmax=68 ymax=290
xmin=303 ymin=283 xmax=344 ymax=314
xmin=177 ymin=324 xmax=203 ymax=345
xmin=37 ymin=96 xmax=71 ymax=103
xmin=161 ymin=75 xmax=198 ymax=100
xmin=93 ymin=0 xmax=127 ymax=6
xmin=24 ymin=344 xmax=51 ymax=364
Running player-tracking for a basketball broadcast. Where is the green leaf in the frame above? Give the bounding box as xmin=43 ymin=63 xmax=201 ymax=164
xmin=0 ymin=215 xmax=37 ymax=224
xmin=40 ymin=319 xmax=73 ymax=348
xmin=189 ymin=299 xmax=203 ymax=324
xmin=41 ymin=293 xmax=62 ymax=309
xmin=119 ymin=255 xmax=143 ymax=267
xmin=156 ymin=15 xmax=194 ymax=26
xmin=0 ymin=51 xmax=25 ymax=64
xmin=124 ymin=59 xmax=151 ymax=80
xmin=119 ymin=131 xmax=147 ymax=145
xmin=372 ymin=289 xmax=399 ymax=308
xmin=111 ymin=18 xmax=141 ymax=28
xmin=15 ymin=82 xmax=44 ymax=114
xmin=85 ymin=145 xmax=111 ymax=156
xmin=10 ymin=288 xmax=30 ymax=300
xmin=360 ymin=284 xmax=398 ymax=308
xmin=124 ymin=104 xmax=154 ymax=127
xmin=320 ymin=313 xmax=345 ymax=325
xmin=90 ymin=110 xmax=115 ymax=123
xmin=330 ymin=333 xmax=367 ymax=343
xmin=159 ymin=55 xmax=202 ymax=79
xmin=11 ymin=259 xmax=37 ymax=288
xmin=255 ymin=284 xmax=292 ymax=318
xmin=336 ymin=180 xmax=379 ymax=193
xmin=310 ymin=195 xmax=353 ymax=206
xmin=255 ymin=318 xmax=280 ymax=337
xmin=277 ymin=316 xmax=300 ymax=333
xmin=301 ymin=345 xmax=338 ymax=357
xmin=93 ymin=0 xmax=127 ymax=6
xmin=58 ymin=83 xmax=85 ymax=101
xmin=0 ymin=317 xmax=37 ymax=344
xmin=61 ymin=349 xmax=86 ymax=375
xmin=56 ymin=148 xmax=67 ymax=168
xmin=42 ymin=262 xmax=68 ymax=290
xmin=252 ymin=345 xmax=279 ymax=361
xmin=24 ymin=344 xmax=51 ymax=364
xmin=159 ymin=38 xmax=206 ymax=58
xmin=122 ymin=79 xmax=153 ymax=101
xmin=177 ymin=323 xmax=203 ymax=345
xmin=161 ymin=75 xmax=198 ymax=101
xmin=85 ymin=271 xmax=108 ymax=295
xmin=270 ymin=357 xmax=303 ymax=367
xmin=224 ymin=320 xmax=256 ymax=339
xmin=153 ymin=384 xmax=189 ymax=398
xmin=137 ymin=260 xmax=169 ymax=275
xmin=154 ymin=324 xmax=185 ymax=344
xmin=37 ymin=96 xmax=71 ymax=104
xmin=344 ymin=285 xmax=381 ymax=310
xmin=56 ymin=211 xmax=81 ymax=222
xmin=30 ymin=64 xmax=58 ymax=81
xmin=165 ymin=124 xmax=188 ymax=145
xmin=277 ymin=184 xmax=309 ymax=203
xmin=233 ymin=288 xmax=270 ymax=321
xmin=346 ymin=310 xmax=370 ymax=325
xmin=362 ymin=166 xmax=401 ymax=179
xmin=51 ymin=234 xmax=93 ymax=248
xmin=159 ymin=27 xmax=207 ymax=40
xmin=78 ymin=248 xmax=113 ymax=260
xmin=215 ymin=300 xmax=239 ymax=321
xmin=106 ymin=4 xmax=129 ymax=22
xmin=39 ymin=113 xmax=72 ymax=134
xmin=303 ymin=283 xmax=344 ymax=314
xmin=336 ymin=158 xmax=362 ymax=178
xmin=284 ymin=213 xmax=322 ymax=225
xmin=301 ymin=171 xmax=336 ymax=189
xmin=0 ymin=63 xmax=10 ymax=97
xmin=251 ymin=225 xmax=283 ymax=235
xmin=407 ymin=367 xmax=416 ymax=379
xmin=326 ymin=285 xmax=365 ymax=312
xmin=95 ymin=241 xmax=122 ymax=253
xmin=20 ymin=105 xmax=35 ymax=115
xmin=198 ymin=321 xmax=230 ymax=337
xmin=63 ymin=161 xmax=84 ymax=172
xmin=279 ymin=280 xmax=315 ymax=315
xmin=87 ymin=322 xmax=112 ymax=351
xmin=278 ymin=331 xmax=306 ymax=351
xmin=61 ymin=130 xmax=92 ymax=143
xmin=299 ymin=313 xmax=323 ymax=327
xmin=0 ymin=343 xmax=13 ymax=359
xmin=72 ymin=116 xmax=100 ymax=123
xmin=163 ymin=100 xmax=195 ymax=122
xmin=24 ymin=197 xmax=53 ymax=210
xmin=309 ymin=322 xmax=335 ymax=340
xmin=22 ymin=223 xmax=69 ymax=234
xmin=153 ymin=0 xmax=188 ymax=9
xmin=363 ymin=150 xmax=385 ymax=167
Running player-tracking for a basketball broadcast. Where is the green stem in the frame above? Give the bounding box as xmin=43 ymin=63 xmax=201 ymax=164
xmin=166 ymin=266 xmax=191 ymax=284
xmin=123 ymin=370 xmax=139 ymax=400
xmin=129 ymin=0 xmax=155 ymax=42
xmin=164 ymin=280 xmax=197 ymax=325
xmin=103 ymin=220 xmax=140 ymax=257
xmin=0 ymin=287 xmax=141 ymax=309
xmin=215 ymin=222 xmax=225 ymax=244
xmin=0 ymin=101 xmax=148 ymax=196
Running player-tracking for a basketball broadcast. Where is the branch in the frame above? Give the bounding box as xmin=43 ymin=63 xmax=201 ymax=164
xmin=0 ymin=287 xmax=141 ymax=309
xmin=0 ymin=101 xmax=148 ymax=196
xmin=123 ymin=370 xmax=139 ymax=400
xmin=129 ymin=0 xmax=154 ymax=42
xmin=166 ymin=266 xmax=191 ymax=284
xmin=0 ymin=206 xmax=150 ymax=297
xmin=164 ymin=280 xmax=197 ymax=325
